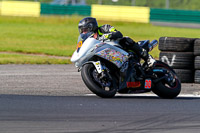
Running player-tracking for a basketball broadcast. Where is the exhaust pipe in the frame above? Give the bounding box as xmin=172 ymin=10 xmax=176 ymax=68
xmin=148 ymin=40 xmax=158 ymax=51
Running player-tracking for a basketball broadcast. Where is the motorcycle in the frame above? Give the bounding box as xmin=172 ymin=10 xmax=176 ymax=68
xmin=71 ymin=33 xmax=181 ymax=98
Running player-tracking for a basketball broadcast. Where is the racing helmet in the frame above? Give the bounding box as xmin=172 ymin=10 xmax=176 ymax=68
xmin=78 ymin=17 xmax=98 ymax=34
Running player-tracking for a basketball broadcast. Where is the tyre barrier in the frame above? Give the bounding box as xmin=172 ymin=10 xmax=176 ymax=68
xmin=194 ymin=39 xmax=200 ymax=56
xmin=174 ymin=69 xmax=194 ymax=83
xmin=159 ymin=37 xmax=195 ymax=83
xmin=194 ymin=39 xmax=200 ymax=83
xmin=159 ymin=52 xmax=194 ymax=69
xmin=195 ymin=70 xmax=200 ymax=83
xmin=159 ymin=37 xmax=195 ymax=52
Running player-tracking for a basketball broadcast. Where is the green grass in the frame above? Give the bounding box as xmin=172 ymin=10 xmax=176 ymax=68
xmin=0 ymin=15 xmax=200 ymax=64
xmin=0 ymin=53 xmax=70 ymax=64
xmin=0 ymin=16 xmax=80 ymax=57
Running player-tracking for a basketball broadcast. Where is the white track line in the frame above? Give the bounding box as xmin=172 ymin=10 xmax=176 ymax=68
xmin=85 ymin=93 xmax=200 ymax=98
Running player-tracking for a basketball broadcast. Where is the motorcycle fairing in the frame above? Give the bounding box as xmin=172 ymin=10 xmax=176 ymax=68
xmin=95 ymin=44 xmax=129 ymax=68
xmin=71 ymin=35 xmax=129 ymax=69
xmin=76 ymin=40 xmax=83 ymax=53
xmin=71 ymin=37 xmax=101 ymax=67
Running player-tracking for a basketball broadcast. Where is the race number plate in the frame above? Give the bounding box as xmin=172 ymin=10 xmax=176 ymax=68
xmin=76 ymin=41 xmax=83 ymax=53
xmin=145 ymin=79 xmax=152 ymax=89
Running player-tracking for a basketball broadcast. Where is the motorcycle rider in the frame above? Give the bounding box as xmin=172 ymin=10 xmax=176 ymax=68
xmin=78 ymin=17 xmax=156 ymax=67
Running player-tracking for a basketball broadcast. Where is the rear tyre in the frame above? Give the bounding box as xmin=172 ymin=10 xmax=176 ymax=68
xmin=152 ymin=61 xmax=181 ymax=99
xmin=81 ymin=63 xmax=117 ymax=98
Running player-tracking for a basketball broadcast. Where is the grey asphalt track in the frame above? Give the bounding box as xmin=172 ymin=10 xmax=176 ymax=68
xmin=0 ymin=64 xmax=90 ymax=96
xmin=0 ymin=64 xmax=200 ymax=133
xmin=1 ymin=94 xmax=200 ymax=133
xmin=152 ymin=21 xmax=200 ymax=29
xmin=0 ymin=64 xmax=199 ymax=96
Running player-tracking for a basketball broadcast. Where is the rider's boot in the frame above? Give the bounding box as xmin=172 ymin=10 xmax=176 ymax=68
xmin=140 ymin=49 xmax=156 ymax=67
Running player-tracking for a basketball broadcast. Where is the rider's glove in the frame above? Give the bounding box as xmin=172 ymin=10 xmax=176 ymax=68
xmin=147 ymin=55 xmax=156 ymax=67
xmin=103 ymin=33 xmax=111 ymax=39
xmin=100 ymin=33 xmax=112 ymax=41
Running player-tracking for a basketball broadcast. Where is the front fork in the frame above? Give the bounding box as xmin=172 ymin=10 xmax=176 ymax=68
xmin=92 ymin=61 xmax=112 ymax=80
xmin=92 ymin=61 xmax=113 ymax=87
xmin=79 ymin=61 xmax=113 ymax=87
xmin=92 ymin=61 xmax=103 ymax=74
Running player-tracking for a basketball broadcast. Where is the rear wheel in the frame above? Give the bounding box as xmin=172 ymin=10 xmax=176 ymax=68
xmin=81 ymin=63 xmax=117 ymax=98
xmin=152 ymin=61 xmax=181 ymax=99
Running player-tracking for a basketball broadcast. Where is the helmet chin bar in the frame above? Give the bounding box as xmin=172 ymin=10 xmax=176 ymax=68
xmin=80 ymin=32 xmax=94 ymax=40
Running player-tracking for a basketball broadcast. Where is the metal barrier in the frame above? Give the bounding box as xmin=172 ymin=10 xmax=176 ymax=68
xmin=91 ymin=4 xmax=150 ymax=23
xmin=41 ymin=3 xmax=91 ymax=16
xmin=1 ymin=0 xmax=200 ymax=25
xmin=0 ymin=1 xmax=40 ymax=17
xmin=150 ymin=8 xmax=200 ymax=23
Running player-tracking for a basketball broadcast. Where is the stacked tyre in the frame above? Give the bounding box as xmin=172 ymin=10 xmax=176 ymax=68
xmin=159 ymin=37 xmax=195 ymax=83
xmin=194 ymin=39 xmax=200 ymax=83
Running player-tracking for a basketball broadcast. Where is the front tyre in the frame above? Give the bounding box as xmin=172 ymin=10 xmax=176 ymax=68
xmin=152 ymin=61 xmax=181 ymax=99
xmin=81 ymin=63 xmax=117 ymax=98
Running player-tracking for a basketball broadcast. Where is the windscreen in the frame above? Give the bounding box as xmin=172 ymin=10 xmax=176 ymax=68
xmin=76 ymin=32 xmax=93 ymax=53
xmin=77 ymin=32 xmax=93 ymax=43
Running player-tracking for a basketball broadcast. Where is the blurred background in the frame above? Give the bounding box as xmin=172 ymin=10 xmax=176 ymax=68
xmin=0 ymin=0 xmax=200 ymax=64
xmin=1 ymin=0 xmax=200 ymax=10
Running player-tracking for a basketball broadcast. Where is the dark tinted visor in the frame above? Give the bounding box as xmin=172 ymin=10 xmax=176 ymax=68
xmin=79 ymin=27 xmax=92 ymax=34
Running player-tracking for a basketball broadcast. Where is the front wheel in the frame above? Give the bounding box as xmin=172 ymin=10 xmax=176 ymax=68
xmin=81 ymin=63 xmax=117 ymax=98
xmin=152 ymin=61 xmax=181 ymax=99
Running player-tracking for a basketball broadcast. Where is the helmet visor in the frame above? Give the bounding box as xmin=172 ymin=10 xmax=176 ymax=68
xmin=79 ymin=26 xmax=92 ymax=34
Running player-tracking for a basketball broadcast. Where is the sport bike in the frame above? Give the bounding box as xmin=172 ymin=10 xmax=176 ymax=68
xmin=71 ymin=33 xmax=181 ymax=98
